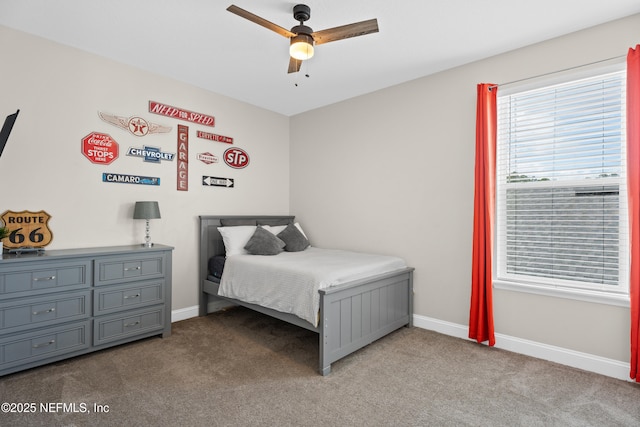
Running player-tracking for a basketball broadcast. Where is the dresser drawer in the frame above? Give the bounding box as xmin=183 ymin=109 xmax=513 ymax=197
xmin=0 ymin=261 xmax=91 ymax=299
xmin=0 ymin=291 xmax=91 ymax=334
xmin=0 ymin=245 xmax=172 ymax=376
xmin=94 ymin=306 xmax=164 ymax=346
xmin=94 ymin=280 xmax=164 ymax=315
xmin=95 ymin=254 xmax=165 ymax=286
xmin=0 ymin=321 xmax=90 ymax=370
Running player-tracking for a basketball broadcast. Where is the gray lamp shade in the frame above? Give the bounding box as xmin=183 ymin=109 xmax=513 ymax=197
xmin=133 ymin=201 xmax=161 ymax=220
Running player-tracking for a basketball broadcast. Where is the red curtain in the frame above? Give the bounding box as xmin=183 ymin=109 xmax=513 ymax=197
xmin=469 ymin=83 xmax=497 ymax=346
xmin=628 ymin=45 xmax=640 ymax=381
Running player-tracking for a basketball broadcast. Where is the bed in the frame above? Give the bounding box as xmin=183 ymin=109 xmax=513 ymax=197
xmin=199 ymin=215 xmax=414 ymax=375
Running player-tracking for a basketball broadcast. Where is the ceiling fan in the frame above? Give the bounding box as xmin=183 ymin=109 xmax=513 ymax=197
xmin=227 ymin=4 xmax=379 ymax=73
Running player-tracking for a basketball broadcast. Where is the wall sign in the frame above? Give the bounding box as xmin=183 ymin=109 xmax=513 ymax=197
xmin=197 ymin=152 xmax=218 ymax=164
xmin=98 ymin=112 xmax=171 ymax=136
xmin=102 ymin=173 xmax=160 ymax=186
xmin=202 ymin=176 xmax=234 ymax=188
xmin=82 ymin=132 xmax=119 ymax=165
xmin=149 ymin=101 xmax=215 ymax=127
xmin=177 ymin=125 xmax=189 ymax=191
xmin=1 ymin=210 xmax=53 ymax=249
xmin=223 ymin=147 xmax=249 ymax=169
xmin=127 ymin=145 xmax=175 ymax=163
xmin=197 ymin=130 xmax=233 ymax=144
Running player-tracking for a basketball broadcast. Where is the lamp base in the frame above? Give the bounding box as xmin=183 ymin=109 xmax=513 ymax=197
xmin=141 ymin=219 xmax=154 ymax=248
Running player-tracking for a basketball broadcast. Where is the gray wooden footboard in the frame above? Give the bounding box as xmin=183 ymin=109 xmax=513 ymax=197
xmin=319 ymin=268 xmax=413 ymax=375
xmin=199 ymin=215 xmax=414 ymax=375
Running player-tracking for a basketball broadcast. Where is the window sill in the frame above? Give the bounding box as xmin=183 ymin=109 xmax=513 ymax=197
xmin=493 ymin=279 xmax=630 ymax=308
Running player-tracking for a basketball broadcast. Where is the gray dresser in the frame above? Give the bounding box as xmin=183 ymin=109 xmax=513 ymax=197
xmin=0 ymin=244 xmax=172 ymax=376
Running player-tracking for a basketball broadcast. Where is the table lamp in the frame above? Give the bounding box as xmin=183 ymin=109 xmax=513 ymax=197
xmin=133 ymin=201 xmax=161 ymax=247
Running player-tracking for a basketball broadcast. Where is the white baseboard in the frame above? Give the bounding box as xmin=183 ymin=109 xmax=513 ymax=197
xmin=171 ymin=301 xmax=235 ymax=323
xmin=171 ymin=305 xmax=199 ymax=323
xmin=413 ymin=313 xmax=631 ymax=382
xmin=169 ymin=307 xmax=631 ymax=381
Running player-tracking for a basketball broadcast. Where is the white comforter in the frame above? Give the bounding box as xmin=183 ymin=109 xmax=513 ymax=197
xmin=217 ymin=247 xmax=407 ymax=327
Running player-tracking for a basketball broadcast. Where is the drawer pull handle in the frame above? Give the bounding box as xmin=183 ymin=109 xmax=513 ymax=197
xmin=33 ymin=340 xmax=56 ymax=348
xmin=124 ymin=321 xmax=140 ymax=327
xmin=124 ymin=294 xmax=140 ymax=299
xmin=33 ymin=275 xmax=56 ymax=282
xmin=124 ymin=266 xmax=141 ymax=271
xmin=33 ymin=308 xmax=56 ymax=315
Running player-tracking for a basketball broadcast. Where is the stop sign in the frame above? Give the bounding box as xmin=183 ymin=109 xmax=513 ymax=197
xmin=82 ymin=132 xmax=119 ymax=165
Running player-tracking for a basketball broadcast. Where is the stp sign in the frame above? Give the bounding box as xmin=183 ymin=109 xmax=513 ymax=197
xmin=224 ymin=147 xmax=249 ymax=169
xmin=82 ymin=132 xmax=119 ymax=165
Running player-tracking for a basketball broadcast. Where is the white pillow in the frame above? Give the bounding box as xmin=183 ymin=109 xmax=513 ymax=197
xmin=263 ymin=225 xmax=287 ymax=235
xmin=217 ymin=226 xmax=257 ymax=256
xmin=294 ymin=222 xmax=308 ymax=240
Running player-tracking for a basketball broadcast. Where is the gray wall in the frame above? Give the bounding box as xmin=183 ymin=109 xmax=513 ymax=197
xmin=0 ymin=25 xmax=291 ymax=313
xmin=290 ymin=14 xmax=640 ymax=363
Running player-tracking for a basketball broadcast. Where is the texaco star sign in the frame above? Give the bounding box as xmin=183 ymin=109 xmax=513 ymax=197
xmin=98 ymin=111 xmax=172 ymax=137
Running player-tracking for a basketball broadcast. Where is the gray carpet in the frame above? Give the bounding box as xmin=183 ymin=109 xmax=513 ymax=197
xmin=1 ymin=306 xmax=639 ymax=426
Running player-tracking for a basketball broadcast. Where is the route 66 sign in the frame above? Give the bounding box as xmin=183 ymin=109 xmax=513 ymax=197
xmin=0 ymin=210 xmax=53 ymax=249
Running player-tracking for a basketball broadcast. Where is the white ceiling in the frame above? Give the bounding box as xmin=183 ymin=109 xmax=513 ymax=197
xmin=1 ymin=0 xmax=639 ymax=116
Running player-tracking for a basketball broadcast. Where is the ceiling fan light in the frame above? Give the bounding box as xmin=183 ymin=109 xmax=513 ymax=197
xmin=290 ymin=34 xmax=314 ymax=60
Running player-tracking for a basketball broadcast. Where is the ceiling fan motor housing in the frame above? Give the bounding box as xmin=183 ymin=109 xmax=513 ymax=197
xmin=293 ymin=4 xmax=311 ymax=23
xmin=291 ymin=25 xmax=313 ymax=36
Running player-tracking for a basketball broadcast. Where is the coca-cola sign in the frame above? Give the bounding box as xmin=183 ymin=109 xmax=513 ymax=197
xmin=82 ymin=132 xmax=119 ymax=165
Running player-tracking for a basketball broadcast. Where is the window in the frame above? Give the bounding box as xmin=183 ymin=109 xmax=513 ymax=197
xmin=495 ymin=65 xmax=629 ymax=304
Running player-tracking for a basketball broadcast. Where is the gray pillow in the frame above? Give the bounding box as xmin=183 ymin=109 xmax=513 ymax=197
xmin=277 ymin=223 xmax=310 ymax=252
xmin=244 ymin=226 xmax=285 ymax=255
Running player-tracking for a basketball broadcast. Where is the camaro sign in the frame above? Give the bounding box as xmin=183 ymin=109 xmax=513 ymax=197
xmin=102 ymin=173 xmax=160 ymax=186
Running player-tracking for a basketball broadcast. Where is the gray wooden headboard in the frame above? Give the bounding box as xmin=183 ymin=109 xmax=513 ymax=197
xmin=198 ymin=215 xmax=295 ymax=314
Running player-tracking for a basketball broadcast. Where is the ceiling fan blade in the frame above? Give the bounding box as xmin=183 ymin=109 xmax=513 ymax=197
xmin=227 ymin=5 xmax=296 ymax=38
xmin=312 ymin=18 xmax=379 ymax=45
xmin=288 ymin=57 xmax=302 ymax=74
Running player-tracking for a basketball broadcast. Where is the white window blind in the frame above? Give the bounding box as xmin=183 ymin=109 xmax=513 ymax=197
xmin=496 ymin=69 xmax=628 ymax=295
